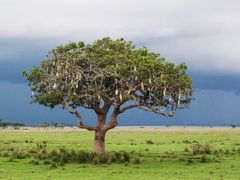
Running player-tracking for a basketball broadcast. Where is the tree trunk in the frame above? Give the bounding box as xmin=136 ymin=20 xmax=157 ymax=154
xmin=92 ymin=105 xmax=118 ymax=154
xmin=93 ymin=130 xmax=106 ymax=154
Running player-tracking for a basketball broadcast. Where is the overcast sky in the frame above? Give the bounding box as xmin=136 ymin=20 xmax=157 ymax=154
xmin=0 ymin=0 xmax=240 ymax=125
xmin=0 ymin=0 xmax=240 ymax=74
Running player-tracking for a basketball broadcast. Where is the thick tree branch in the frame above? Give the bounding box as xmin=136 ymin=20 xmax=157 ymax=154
xmin=106 ymin=105 xmax=120 ymax=130
xmin=77 ymin=120 xmax=96 ymax=131
xmin=102 ymin=102 xmax=112 ymax=114
xmin=92 ymin=103 xmax=104 ymax=115
xmin=157 ymin=111 xmax=174 ymax=117
xmin=63 ymin=102 xmax=96 ymax=131
xmin=119 ymin=104 xmax=139 ymax=114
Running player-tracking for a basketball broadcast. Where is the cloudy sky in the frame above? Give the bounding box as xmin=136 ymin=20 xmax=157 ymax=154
xmin=0 ymin=0 xmax=240 ymax=126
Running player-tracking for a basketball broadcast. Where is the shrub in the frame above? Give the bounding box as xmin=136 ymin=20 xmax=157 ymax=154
xmin=33 ymin=161 xmax=40 ymax=165
xmin=7 ymin=157 xmax=15 ymax=162
xmin=191 ymin=144 xmax=212 ymax=155
xmin=213 ymin=150 xmax=219 ymax=155
xmin=52 ymin=156 xmax=61 ymax=163
xmin=48 ymin=149 xmax=59 ymax=158
xmin=184 ymin=147 xmax=189 ymax=152
xmin=51 ymin=162 xmax=58 ymax=168
xmin=60 ymin=155 xmax=69 ymax=164
xmin=76 ymin=151 xmax=89 ymax=163
xmin=204 ymin=144 xmax=211 ymax=154
xmin=99 ymin=153 xmax=110 ymax=164
xmin=200 ymin=156 xmax=208 ymax=163
xmin=109 ymin=153 xmax=117 ymax=163
xmin=29 ymin=160 xmax=40 ymax=165
xmin=93 ymin=156 xmax=100 ymax=164
xmin=146 ymin=140 xmax=154 ymax=144
xmin=224 ymin=149 xmax=230 ymax=155
xmin=182 ymin=140 xmax=191 ymax=144
xmin=12 ymin=149 xmax=29 ymax=159
xmin=123 ymin=152 xmax=130 ymax=162
xmin=132 ymin=157 xmax=140 ymax=164
xmin=43 ymin=160 xmax=51 ymax=165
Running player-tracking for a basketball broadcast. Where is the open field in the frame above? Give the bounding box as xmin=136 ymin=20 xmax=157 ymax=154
xmin=0 ymin=127 xmax=240 ymax=180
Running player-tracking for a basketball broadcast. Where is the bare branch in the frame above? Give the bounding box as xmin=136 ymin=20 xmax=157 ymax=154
xmin=77 ymin=119 xmax=96 ymax=131
xmin=102 ymin=102 xmax=112 ymax=114
xmin=63 ymin=102 xmax=82 ymax=119
xmin=63 ymin=102 xmax=96 ymax=131
xmin=155 ymin=111 xmax=174 ymax=117
xmin=119 ymin=104 xmax=139 ymax=114
xmin=91 ymin=103 xmax=103 ymax=115
xmin=139 ymin=106 xmax=175 ymax=117
xmin=106 ymin=105 xmax=120 ymax=130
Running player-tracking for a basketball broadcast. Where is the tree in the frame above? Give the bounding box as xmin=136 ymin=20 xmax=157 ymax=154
xmin=23 ymin=37 xmax=192 ymax=154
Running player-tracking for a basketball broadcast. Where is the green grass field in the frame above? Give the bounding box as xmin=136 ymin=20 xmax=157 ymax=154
xmin=0 ymin=128 xmax=240 ymax=180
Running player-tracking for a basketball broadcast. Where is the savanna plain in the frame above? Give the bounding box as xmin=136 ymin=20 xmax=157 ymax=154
xmin=0 ymin=127 xmax=240 ymax=180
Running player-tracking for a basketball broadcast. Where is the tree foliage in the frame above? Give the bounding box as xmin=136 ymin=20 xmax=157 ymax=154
xmin=23 ymin=37 xmax=192 ymax=131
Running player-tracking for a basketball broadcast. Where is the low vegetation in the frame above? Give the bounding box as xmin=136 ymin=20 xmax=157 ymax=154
xmin=0 ymin=142 xmax=136 ymax=167
xmin=0 ymin=129 xmax=240 ymax=179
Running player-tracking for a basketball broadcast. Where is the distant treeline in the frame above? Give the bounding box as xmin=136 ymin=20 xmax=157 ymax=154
xmin=0 ymin=121 xmax=25 ymax=129
xmin=0 ymin=121 xmax=73 ymax=129
xmin=34 ymin=122 xmax=73 ymax=128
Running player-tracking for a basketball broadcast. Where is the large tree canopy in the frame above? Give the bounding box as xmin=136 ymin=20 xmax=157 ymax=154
xmin=23 ymin=37 xmax=192 ymax=153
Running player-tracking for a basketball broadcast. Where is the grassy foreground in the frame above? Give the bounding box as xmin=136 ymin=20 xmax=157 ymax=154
xmin=0 ymin=128 xmax=240 ymax=180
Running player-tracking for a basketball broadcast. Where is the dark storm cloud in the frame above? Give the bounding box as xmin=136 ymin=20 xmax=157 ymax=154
xmin=0 ymin=0 xmax=240 ymax=74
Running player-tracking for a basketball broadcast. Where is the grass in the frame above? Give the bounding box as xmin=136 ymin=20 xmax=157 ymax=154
xmin=0 ymin=129 xmax=240 ymax=179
